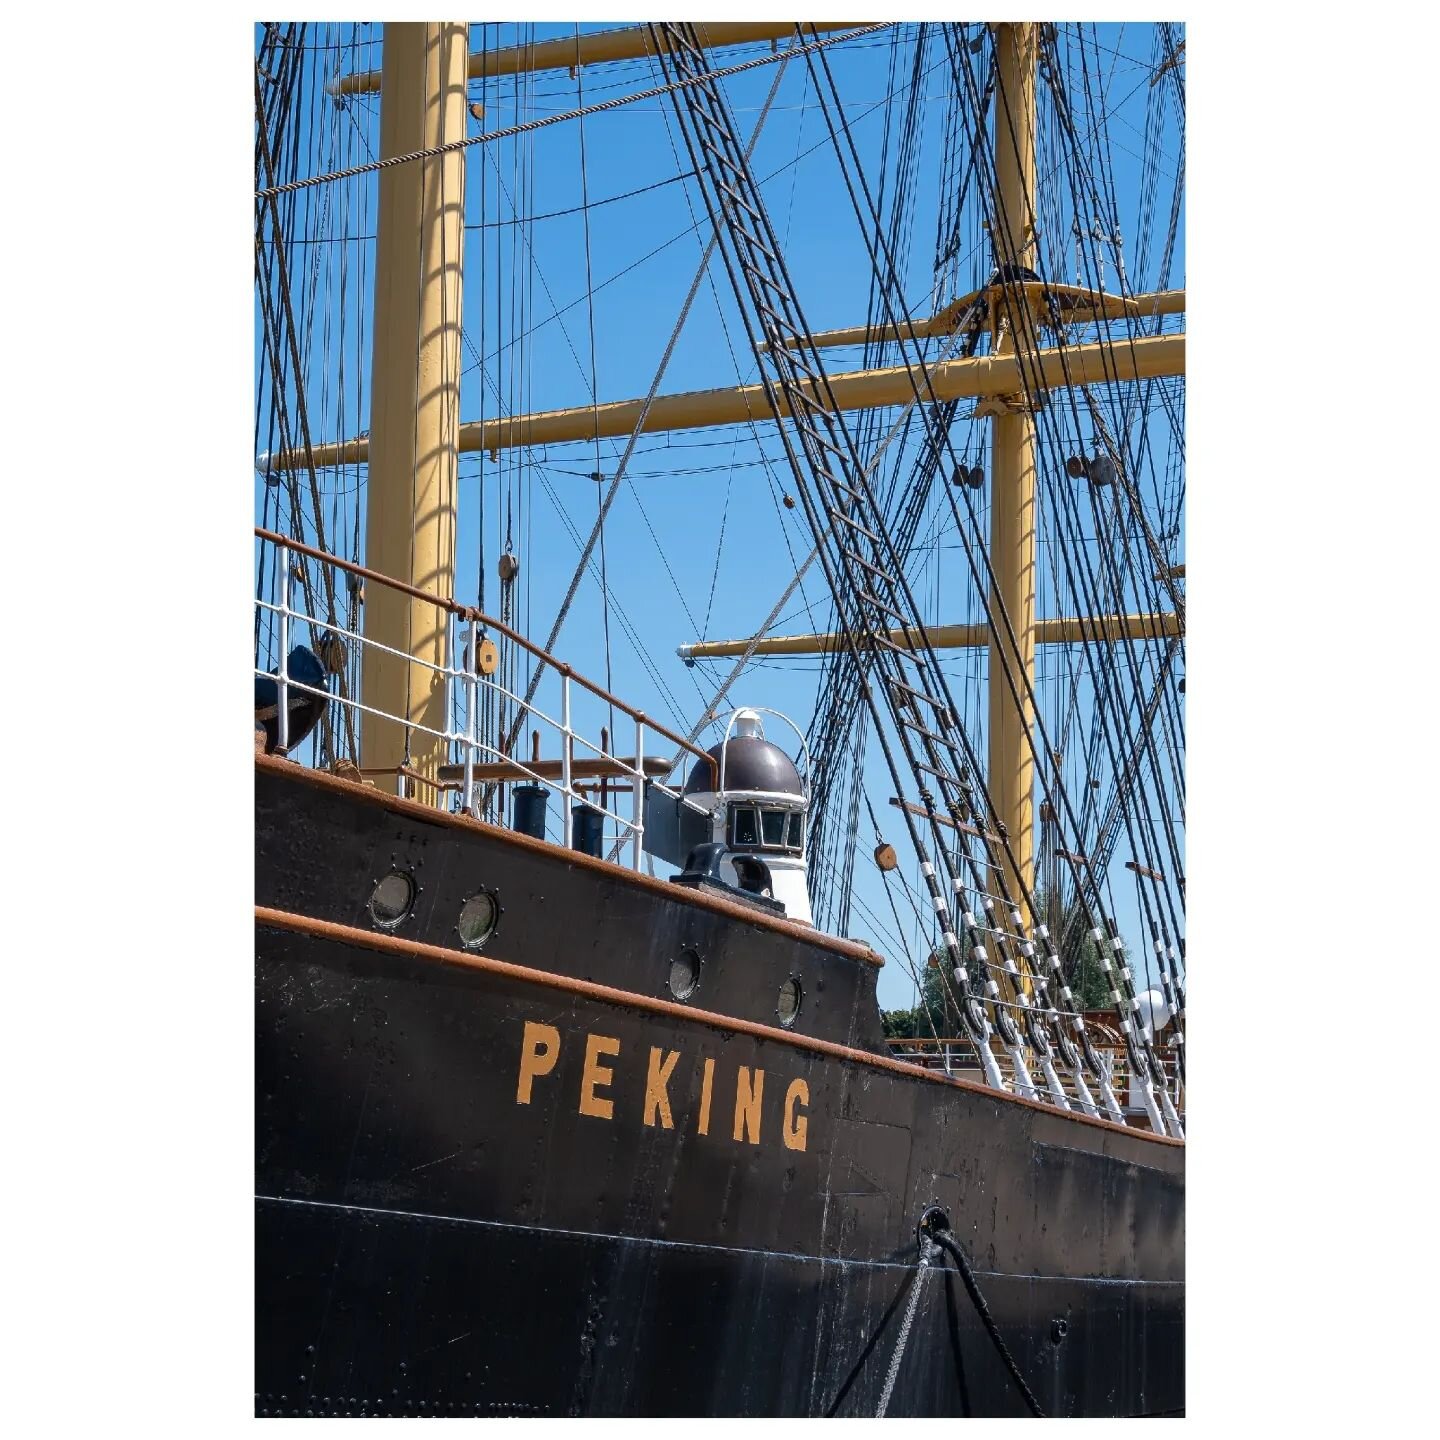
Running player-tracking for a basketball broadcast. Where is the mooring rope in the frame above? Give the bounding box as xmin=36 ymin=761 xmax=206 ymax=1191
xmin=875 ymin=1236 xmax=939 ymax=1417
xmin=932 ymin=1229 xmax=1046 ymax=1417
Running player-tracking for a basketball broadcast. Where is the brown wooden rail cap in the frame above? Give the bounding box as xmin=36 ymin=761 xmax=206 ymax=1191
xmin=255 ymin=902 xmax=1184 ymax=1149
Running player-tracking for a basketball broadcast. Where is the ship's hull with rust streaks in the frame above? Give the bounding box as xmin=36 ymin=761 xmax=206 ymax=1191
xmin=255 ymin=759 xmax=1184 ymax=1417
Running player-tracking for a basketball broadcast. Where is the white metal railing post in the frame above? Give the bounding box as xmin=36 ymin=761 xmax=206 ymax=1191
xmin=463 ymin=617 xmax=478 ymax=816
xmin=561 ymin=674 xmax=573 ymax=848
xmin=276 ymin=541 xmax=291 ymax=754
xmin=632 ymin=716 xmax=645 ymax=869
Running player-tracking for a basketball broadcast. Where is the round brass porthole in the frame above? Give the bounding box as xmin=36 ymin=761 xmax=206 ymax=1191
xmin=457 ymin=891 xmax=500 ymax=950
xmin=777 ymin=976 xmax=802 ymax=1027
xmin=668 ymin=948 xmax=701 ymax=1001
xmin=368 ymin=871 xmax=415 ymax=930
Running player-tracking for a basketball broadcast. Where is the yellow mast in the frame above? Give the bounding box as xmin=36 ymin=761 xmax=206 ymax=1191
xmin=308 ymin=18 xmax=1177 ymax=890
xmin=361 ymin=22 xmax=468 ymax=800
xmin=988 ymin=21 xmax=1039 ymax=933
xmin=268 ymin=332 xmax=1182 ymax=469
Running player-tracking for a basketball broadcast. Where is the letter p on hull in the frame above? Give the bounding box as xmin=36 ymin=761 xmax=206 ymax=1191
xmin=516 ymin=1020 xmax=560 ymax=1104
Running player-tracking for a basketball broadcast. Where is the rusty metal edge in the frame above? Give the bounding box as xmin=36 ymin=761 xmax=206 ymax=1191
xmin=254 ymin=901 xmax=1184 ymax=1148
xmin=256 ymin=753 xmax=881 ymax=966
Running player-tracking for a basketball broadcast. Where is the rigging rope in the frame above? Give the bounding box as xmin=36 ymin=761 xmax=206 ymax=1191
xmin=495 ymin=37 xmax=798 ymax=772
xmin=1015 ymin=33 xmax=1188 ymax=963
xmin=875 ymin=1236 xmax=938 ymax=1416
xmin=784 ymin=21 xmax=1181 ymax=1117
xmin=573 ymin=41 xmax=618 ymax=756
xmin=794 ymin=27 xmax=1105 ymax=1092
xmin=256 ymin=25 xmax=892 ymax=199
xmin=254 ymin=42 xmax=359 ymax=763
xmin=931 ymin=1229 xmax=1046 ymax=1417
xmin=252 ymin=20 xmax=1184 ymax=1107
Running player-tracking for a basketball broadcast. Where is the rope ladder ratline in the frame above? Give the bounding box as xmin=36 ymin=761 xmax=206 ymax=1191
xmin=739 ymin=21 xmax=1179 ymax=1126
xmin=912 ymin=24 xmax=1185 ymax=1122
xmin=791 ymin=21 xmax=1155 ymax=1122
xmin=996 ymin=28 xmax=1188 ymax=1052
xmin=653 ymin=19 xmax=1094 ymax=1104
xmin=253 ymin=21 xmax=1184 ymax=1123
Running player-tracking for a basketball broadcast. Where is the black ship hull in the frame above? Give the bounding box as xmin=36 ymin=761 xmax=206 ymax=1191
xmin=256 ymin=758 xmax=1184 ymax=1417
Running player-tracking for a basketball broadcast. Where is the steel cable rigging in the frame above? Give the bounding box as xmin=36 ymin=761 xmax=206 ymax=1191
xmin=655 ymin=21 xmax=1134 ymax=1119
xmin=788 ymin=22 xmax=1182 ymax=1121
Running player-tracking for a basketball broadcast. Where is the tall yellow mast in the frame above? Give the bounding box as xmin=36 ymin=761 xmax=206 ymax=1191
xmin=361 ymin=22 xmax=468 ymax=800
xmin=306 ymin=18 xmax=1164 ymax=888
xmin=987 ymin=21 xmax=1039 ymax=932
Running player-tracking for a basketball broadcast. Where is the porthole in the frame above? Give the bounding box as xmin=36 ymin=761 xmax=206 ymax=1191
xmin=668 ymin=948 xmax=701 ymax=1001
xmin=777 ymin=976 xmax=802 ymax=1027
xmin=457 ymin=891 xmax=500 ymax=950
xmin=368 ymin=871 xmax=414 ymax=930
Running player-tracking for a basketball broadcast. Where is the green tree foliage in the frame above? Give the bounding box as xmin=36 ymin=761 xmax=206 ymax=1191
xmin=1035 ymin=887 xmax=1116 ymax=1010
xmin=880 ymin=930 xmax=975 ymax=1039
xmin=878 ymin=886 xmax=1122 ymax=1036
xmin=881 ymin=958 xmax=951 ymax=1039
xmin=1070 ymin=945 xmax=1113 ymax=1010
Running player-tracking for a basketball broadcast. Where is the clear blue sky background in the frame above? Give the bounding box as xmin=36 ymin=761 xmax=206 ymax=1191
xmin=256 ymin=21 xmax=1185 ymax=1012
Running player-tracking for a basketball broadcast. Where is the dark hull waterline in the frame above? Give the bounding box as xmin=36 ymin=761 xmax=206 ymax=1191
xmin=255 ymin=759 xmax=1184 ymax=1416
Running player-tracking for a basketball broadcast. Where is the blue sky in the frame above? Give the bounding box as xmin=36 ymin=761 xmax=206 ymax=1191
xmin=256 ymin=20 xmax=1186 ymax=1011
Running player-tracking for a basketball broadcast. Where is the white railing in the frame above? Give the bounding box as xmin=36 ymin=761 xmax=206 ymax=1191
xmin=884 ymin=1031 xmax=1184 ymax=1124
xmin=255 ymin=529 xmax=715 ymax=871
